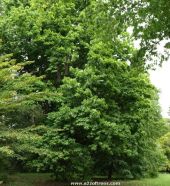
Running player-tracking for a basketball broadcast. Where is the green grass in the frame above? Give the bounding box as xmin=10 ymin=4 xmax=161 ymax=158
xmin=120 ymin=174 xmax=170 ymax=186
xmin=0 ymin=173 xmax=170 ymax=186
xmin=2 ymin=173 xmax=53 ymax=186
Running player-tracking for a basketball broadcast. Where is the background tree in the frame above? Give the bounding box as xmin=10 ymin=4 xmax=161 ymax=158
xmin=0 ymin=54 xmax=50 ymax=177
xmin=127 ymin=0 xmax=170 ymax=66
xmin=159 ymin=132 xmax=170 ymax=172
xmin=0 ymin=54 xmax=48 ymax=128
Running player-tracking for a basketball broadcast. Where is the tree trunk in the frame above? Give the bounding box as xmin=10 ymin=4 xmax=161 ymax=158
xmin=108 ymin=162 xmax=113 ymax=180
xmin=56 ymin=65 xmax=61 ymax=86
xmin=64 ymin=63 xmax=69 ymax=76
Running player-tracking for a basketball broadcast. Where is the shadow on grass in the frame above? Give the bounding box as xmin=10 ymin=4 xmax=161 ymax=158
xmin=1 ymin=173 xmax=170 ymax=186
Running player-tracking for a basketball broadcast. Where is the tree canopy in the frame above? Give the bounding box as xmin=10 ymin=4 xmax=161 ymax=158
xmin=0 ymin=0 xmax=168 ymax=181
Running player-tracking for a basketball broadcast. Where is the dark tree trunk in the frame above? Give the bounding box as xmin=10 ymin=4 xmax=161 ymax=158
xmin=56 ymin=65 xmax=61 ymax=86
xmin=42 ymin=100 xmax=50 ymax=114
xmin=31 ymin=114 xmax=35 ymax=125
xmin=64 ymin=63 xmax=69 ymax=76
xmin=108 ymin=162 xmax=113 ymax=180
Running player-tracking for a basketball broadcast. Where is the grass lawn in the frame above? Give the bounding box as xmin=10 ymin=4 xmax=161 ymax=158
xmin=2 ymin=173 xmax=53 ymax=186
xmin=121 ymin=173 xmax=170 ymax=186
xmin=1 ymin=173 xmax=170 ymax=186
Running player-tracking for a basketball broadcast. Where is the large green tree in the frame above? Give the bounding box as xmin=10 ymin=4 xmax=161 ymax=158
xmin=47 ymin=39 xmax=165 ymax=179
xmin=0 ymin=0 xmax=166 ymax=181
xmin=0 ymin=44 xmax=165 ymax=180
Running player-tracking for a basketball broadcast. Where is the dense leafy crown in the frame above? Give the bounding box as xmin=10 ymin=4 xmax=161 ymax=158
xmin=0 ymin=0 xmax=168 ymax=181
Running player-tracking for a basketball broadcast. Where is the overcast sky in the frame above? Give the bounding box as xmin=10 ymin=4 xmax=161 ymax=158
xmin=148 ymin=41 xmax=170 ymax=118
xmin=149 ymin=60 xmax=170 ymax=118
xmin=133 ymin=38 xmax=170 ymax=118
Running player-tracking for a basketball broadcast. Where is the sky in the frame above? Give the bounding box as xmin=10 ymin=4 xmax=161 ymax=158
xmin=133 ymin=38 xmax=170 ymax=118
xmin=149 ymin=60 xmax=170 ymax=118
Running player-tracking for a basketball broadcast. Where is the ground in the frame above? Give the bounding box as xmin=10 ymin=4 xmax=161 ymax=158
xmin=1 ymin=173 xmax=170 ymax=186
xmin=122 ymin=173 xmax=170 ymax=186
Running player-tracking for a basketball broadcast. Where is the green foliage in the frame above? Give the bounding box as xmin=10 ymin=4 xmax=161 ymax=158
xmin=0 ymin=0 xmax=131 ymax=85
xmin=0 ymin=0 xmax=167 ymax=181
xmin=0 ymin=54 xmax=50 ymax=127
xmin=47 ymin=39 xmax=165 ymax=179
xmin=0 ymin=55 xmax=62 ymax=175
xmin=128 ymin=0 xmax=170 ymax=65
xmin=0 ymin=125 xmax=93 ymax=181
xmin=159 ymin=132 xmax=170 ymax=172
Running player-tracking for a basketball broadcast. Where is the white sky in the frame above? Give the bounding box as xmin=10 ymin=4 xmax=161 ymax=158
xmin=133 ymin=38 xmax=170 ymax=118
xmin=149 ymin=60 xmax=170 ymax=118
xmin=148 ymin=40 xmax=170 ymax=118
